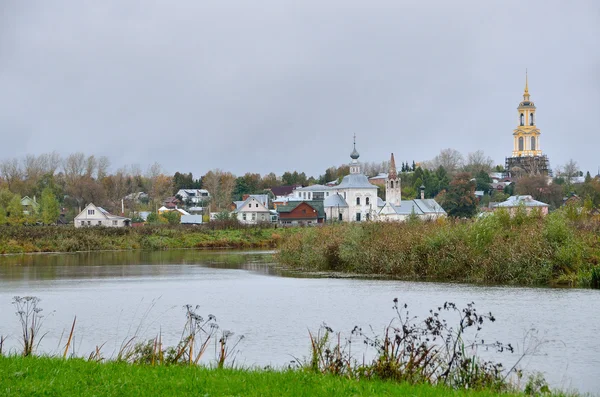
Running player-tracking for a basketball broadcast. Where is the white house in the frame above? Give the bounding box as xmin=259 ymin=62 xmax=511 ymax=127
xmin=74 ymin=203 xmax=131 ymax=228
xmin=176 ymin=189 xmax=210 ymax=204
xmin=233 ymin=195 xmax=271 ymax=224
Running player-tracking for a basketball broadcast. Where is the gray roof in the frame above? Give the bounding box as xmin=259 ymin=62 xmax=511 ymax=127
xmin=382 ymin=199 xmax=446 ymax=216
xmin=369 ymin=173 xmax=388 ymax=180
xmin=336 ymin=174 xmax=378 ymax=189
xmin=181 ymin=215 xmax=203 ymax=224
xmin=493 ymin=195 xmax=548 ymax=208
xmin=377 ymin=197 xmax=385 ymax=207
xmin=324 ymin=193 xmax=348 ymax=208
xmin=295 ymin=184 xmax=332 ymax=192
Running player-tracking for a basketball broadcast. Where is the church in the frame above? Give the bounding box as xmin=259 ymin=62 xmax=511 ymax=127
xmin=321 ymin=138 xmax=446 ymax=222
xmin=505 ymin=72 xmax=551 ymax=176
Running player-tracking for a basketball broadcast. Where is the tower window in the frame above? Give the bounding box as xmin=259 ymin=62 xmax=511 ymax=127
xmin=530 ymin=113 xmax=534 ymax=126
xmin=531 ymin=137 xmax=536 ymax=151
xmin=520 ymin=113 xmax=524 ymax=126
xmin=356 ymin=197 xmax=361 ymax=205
xmin=518 ymin=137 xmax=524 ymax=151
xmin=390 ymin=181 xmax=394 ymax=189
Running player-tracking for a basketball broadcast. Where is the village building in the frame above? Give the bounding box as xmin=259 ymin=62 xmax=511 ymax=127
xmin=158 ymin=206 xmax=190 ymax=216
xmin=277 ymin=201 xmax=325 ymax=225
xmin=378 ymin=153 xmax=447 ymax=221
xmin=20 ymin=196 xmax=39 ymax=216
xmin=74 ymin=203 xmax=131 ymax=227
xmin=505 ymin=72 xmax=551 ymax=177
xmin=176 ymin=189 xmax=210 ymax=204
xmin=492 ymin=195 xmax=549 ymax=216
xmin=232 ymin=195 xmax=272 ymax=224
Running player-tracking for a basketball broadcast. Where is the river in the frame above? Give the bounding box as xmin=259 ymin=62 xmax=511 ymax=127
xmin=0 ymin=250 xmax=598 ymax=394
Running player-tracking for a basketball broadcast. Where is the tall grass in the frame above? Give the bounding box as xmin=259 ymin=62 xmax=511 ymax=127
xmin=278 ymin=209 xmax=600 ymax=287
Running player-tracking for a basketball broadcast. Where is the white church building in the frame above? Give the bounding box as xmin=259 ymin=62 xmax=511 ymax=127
xmin=318 ymin=139 xmax=445 ymax=222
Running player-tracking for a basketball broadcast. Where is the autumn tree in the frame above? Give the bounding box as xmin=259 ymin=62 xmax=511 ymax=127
xmin=40 ymin=187 xmax=60 ymax=225
xmin=439 ymin=172 xmax=477 ymax=218
xmin=7 ymin=195 xmax=25 ymax=225
xmin=463 ymin=150 xmax=494 ymax=175
xmin=202 ymin=169 xmax=236 ymax=211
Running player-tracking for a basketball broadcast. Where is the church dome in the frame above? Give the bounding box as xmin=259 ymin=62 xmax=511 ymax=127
xmin=350 ymin=147 xmax=360 ymax=160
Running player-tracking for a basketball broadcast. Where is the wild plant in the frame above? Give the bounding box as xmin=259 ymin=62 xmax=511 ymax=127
xmin=306 ymin=300 xmax=518 ymax=392
xmin=12 ymin=296 xmax=50 ymax=356
xmin=216 ymin=330 xmax=244 ymax=369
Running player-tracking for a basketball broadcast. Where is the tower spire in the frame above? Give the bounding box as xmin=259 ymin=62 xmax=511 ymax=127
xmin=388 ymin=153 xmax=397 ymax=180
xmin=523 ymin=69 xmax=530 ymax=100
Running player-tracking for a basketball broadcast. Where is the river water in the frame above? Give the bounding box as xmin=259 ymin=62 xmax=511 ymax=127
xmin=0 ymin=250 xmax=598 ymax=394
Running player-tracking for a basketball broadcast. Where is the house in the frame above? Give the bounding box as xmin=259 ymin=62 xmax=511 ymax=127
xmin=292 ymin=185 xmax=333 ymax=201
xmin=232 ymin=195 xmax=272 ymax=224
xmin=230 ymin=194 xmax=271 ymax=211
xmin=158 ymin=206 xmax=190 ymax=216
xmin=74 ymin=203 xmax=131 ymax=227
xmin=492 ymin=195 xmax=549 ymax=216
xmin=269 ymin=185 xmax=302 ymax=200
xmin=20 ymin=196 xmax=39 ymax=216
xmin=277 ymin=201 xmax=325 ymax=225
xmin=123 ymin=192 xmax=149 ymax=203
xmin=176 ymin=189 xmax=210 ymax=204
xmin=378 ymin=154 xmax=446 ymax=222
xmin=163 ymin=196 xmax=180 ymax=209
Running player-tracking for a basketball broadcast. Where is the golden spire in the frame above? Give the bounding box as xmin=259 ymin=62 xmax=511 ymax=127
xmin=523 ymin=69 xmax=530 ymax=100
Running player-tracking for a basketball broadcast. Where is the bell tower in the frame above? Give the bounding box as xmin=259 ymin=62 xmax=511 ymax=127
xmin=512 ymin=71 xmax=542 ymax=157
xmin=349 ymin=134 xmax=361 ymax=174
xmin=386 ymin=153 xmax=401 ymax=206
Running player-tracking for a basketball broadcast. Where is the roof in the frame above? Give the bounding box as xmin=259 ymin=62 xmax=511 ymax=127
xmin=377 ymin=197 xmax=385 ymax=207
xmin=382 ymin=199 xmax=446 ymax=216
xmin=276 ymin=200 xmax=325 ymax=218
xmin=181 ymin=215 xmax=203 ymax=224
xmin=294 ymin=184 xmax=332 ymax=192
xmin=270 ymin=185 xmax=300 ymax=197
xmin=369 ymin=173 xmax=388 ymax=180
xmin=324 ymin=193 xmax=348 ymax=208
xmin=233 ymin=195 xmax=270 ymax=213
xmin=493 ymin=195 xmax=548 ymax=208
xmin=337 ymin=174 xmax=378 ymax=189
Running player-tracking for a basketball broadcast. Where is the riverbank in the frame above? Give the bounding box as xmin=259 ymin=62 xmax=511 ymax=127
xmin=0 ymin=225 xmax=287 ymax=254
xmin=278 ymin=210 xmax=600 ymax=287
xmin=0 ymin=356 xmax=576 ymax=397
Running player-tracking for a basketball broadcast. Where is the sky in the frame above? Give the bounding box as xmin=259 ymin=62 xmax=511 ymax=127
xmin=1 ymin=1 xmax=599 ymax=178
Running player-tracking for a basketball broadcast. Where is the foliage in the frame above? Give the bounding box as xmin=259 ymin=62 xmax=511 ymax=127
xmin=40 ymin=187 xmax=60 ymax=225
xmin=440 ymin=173 xmax=478 ymax=218
xmin=278 ymin=212 xmax=600 ymax=287
xmin=305 ymin=301 xmax=514 ymax=392
xmin=7 ymin=195 xmax=25 ymax=225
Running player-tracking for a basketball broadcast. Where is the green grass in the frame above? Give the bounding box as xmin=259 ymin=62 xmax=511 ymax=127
xmin=0 ymin=356 xmax=545 ymax=397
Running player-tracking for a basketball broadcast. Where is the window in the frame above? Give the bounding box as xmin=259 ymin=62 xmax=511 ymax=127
xmin=80 ymin=221 xmax=85 ymax=226
xmin=390 ymin=181 xmax=394 ymax=188
xmin=242 ymin=213 xmax=247 ymax=221
xmin=87 ymin=221 xmax=91 ymax=225
xmin=356 ymin=213 xmax=361 ymax=221
xmin=531 ymin=137 xmax=536 ymax=151
xmin=251 ymin=213 xmax=256 ymax=221
xmin=97 ymin=221 xmax=102 ymax=225
xmin=88 ymin=209 xmax=95 ymax=215
xmin=518 ymin=137 xmax=524 ymax=151
xmin=256 ymin=203 xmax=259 ymax=208
xmin=356 ymin=197 xmax=360 ymax=205
xmin=113 ymin=220 xmax=118 ymax=226
xmin=261 ymin=214 xmax=266 ymax=221
xmin=248 ymin=203 xmax=251 ymax=208
xmin=530 ymin=113 xmax=534 ymax=125
xmin=366 ymin=213 xmax=370 ymax=221
xmin=366 ymin=197 xmax=370 ymax=205
xmin=338 ymin=213 xmax=343 ymax=221
xmin=520 ymin=113 xmax=524 ymax=126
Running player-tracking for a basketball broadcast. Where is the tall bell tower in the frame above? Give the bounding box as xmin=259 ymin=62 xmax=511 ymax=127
xmin=386 ymin=153 xmax=401 ymax=206
xmin=512 ymin=71 xmax=542 ymax=157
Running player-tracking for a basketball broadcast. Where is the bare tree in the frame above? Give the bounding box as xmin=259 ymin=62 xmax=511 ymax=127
xmin=0 ymin=158 xmax=24 ymax=191
xmin=97 ymin=156 xmax=110 ymax=180
xmin=425 ymin=148 xmax=464 ymax=175
xmin=463 ymin=150 xmax=494 ymax=175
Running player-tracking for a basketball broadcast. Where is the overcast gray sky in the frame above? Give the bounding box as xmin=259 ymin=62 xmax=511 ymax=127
xmin=1 ymin=1 xmax=599 ymax=178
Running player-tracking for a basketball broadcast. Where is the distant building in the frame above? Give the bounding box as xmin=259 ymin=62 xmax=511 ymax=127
xmin=20 ymin=196 xmax=39 ymax=216
xmin=232 ymin=195 xmax=271 ymax=224
xmin=492 ymin=195 xmax=549 ymax=216
xmin=176 ymin=189 xmax=210 ymax=204
xmin=277 ymin=201 xmax=325 ymax=225
xmin=505 ymin=72 xmax=551 ymax=176
xmin=74 ymin=203 xmax=131 ymax=227
xmin=378 ymin=153 xmax=446 ymax=221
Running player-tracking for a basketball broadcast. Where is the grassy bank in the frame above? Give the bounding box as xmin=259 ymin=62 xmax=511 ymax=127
xmin=278 ymin=210 xmax=600 ymax=287
xmin=0 ymin=356 xmax=571 ymax=397
xmin=0 ymin=224 xmax=288 ymax=254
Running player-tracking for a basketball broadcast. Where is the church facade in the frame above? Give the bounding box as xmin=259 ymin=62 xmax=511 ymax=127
xmin=505 ymin=73 xmax=550 ymax=176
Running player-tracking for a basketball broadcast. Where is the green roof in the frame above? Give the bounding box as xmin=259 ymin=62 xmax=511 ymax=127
xmin=276 ymin=200 xmax=325 ymax=218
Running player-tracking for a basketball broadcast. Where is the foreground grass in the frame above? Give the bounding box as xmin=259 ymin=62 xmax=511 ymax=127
xmin=278 ymin=209 xmax=600 ymax=287
xmin=0 ymin=356 xmax=553 ymax=397
xmin=0 ymin=224 xmax=289 ymax=254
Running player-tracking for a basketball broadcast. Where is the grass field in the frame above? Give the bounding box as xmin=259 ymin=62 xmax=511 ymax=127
xmin=0 ymin=356 xmax=567 ymax=397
